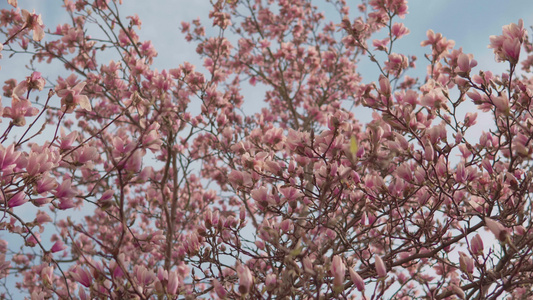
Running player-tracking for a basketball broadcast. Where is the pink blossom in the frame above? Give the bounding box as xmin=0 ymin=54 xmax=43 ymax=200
xmin=212 ymin=279 xmax=227 ymax=298
xmin=485 ymin=218 xmax=509 ymax=242
xmin=0 ymin=144 xmax=21 ymax=172
xmin=349 ymin=268 xmax=365 ymax=291
xmin=2 ymin=95 xmax=39 ymax=127
xmin=56 ymin=131 xmax=78 ymax=150
xmin=8 ymin=191 xmax=28 ymax=208
xmin=70 ymin=266 xmax=92 ymax=288
xmin=491 ymin=94 xmax=510 ymax=115
xmin=375 ymin=255 xmax=387 ymax=278
xmin=458 ymin=252 xmax=474 ymax=275
xmin=372 ymin=37 xmax=389 ymax=51
xmin=456 ymin=53 xmax=477 ymax=75
xmin=34 ymin=211 xmax=52 ymax=225
xmin=464 ymin=112 xmax=477 ymax=127
xmin=26 ymin=233 xmax=40 ymax=247
xmin=378 ymin=75 xmax=391 ymax=95
xmin=21 ymin=9 xmax=45 ymax=41
xmin=167 ymin=270 xmax=179 ymax=295
xmin=54 ymin=179 xmax=77 ymax=199
xmin=236 ymin=263 xmax=253 ymax=295
xmin=50 ymin=240 xmax=66 ymax=253
xmin=384 ymin=53 xmax=408 ymax=76
xmin=391 ymin=22 xmax=410 ymax=39
xmin=251 ymin=187 xmax=270 ymax=207
xmin=36 ymin=175 xmax=57 ymax=194
xmin=41 ymin=266 xmax=53 ymax=287
xmin=331 ymin=255 xmax=346 ymax=290
xmin=265 ymin=274 xmax=277 ymax=288
xmin=303 ymin=257 xmax=316 ymax=275
xmin=488 ymin=19 xmax=527 ymax=63
xmin=56 ymin=82 xmax=91 ymax=113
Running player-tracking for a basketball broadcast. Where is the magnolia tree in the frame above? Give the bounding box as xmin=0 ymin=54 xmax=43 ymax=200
xmin=1 ymin=0 xmax=533 ymax=299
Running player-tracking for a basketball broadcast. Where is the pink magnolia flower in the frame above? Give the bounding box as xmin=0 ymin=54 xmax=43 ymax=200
xmin=470 ymin=234 xmax=483 ymax=255
xmin=2 ymin=94 xmax=39 ymax=126
xmin=372 ymin=37 xmax=389 ymax=52
xmin=50 ymin=240 xmax=66 ymax=253
xmin=167 ymin=270 xmax=179 ymax=295
xmin=302 ymin=257 xmax=316 ymax=275
xmin=56 ymin=82 xmax=91 ymax=113
xmin=41 ymin=266 xmax=54 ymax=287
xmin=36 ymin=175 xmax=57 ymax=194
xmin=8 ymin=191 xmax=28 ymax=208
xmin=0 ymin=255 xmax=11 ymax=275
xmin=349 ymin=268 xmax=365 ymax=291
xmin=378 ymin=75 xmax=391 ymax=96
xmin=265 ymin=274 xmax=277 ymax=289
xmin=70 ymin=266 xmax=92 ymax=288
xmin=385 ymin=53 xmax=408 ymax=76
xmin=212 ymin=279 xmax=227 ymax=298
xmin=391 ymin=22 xmax=410 ymax=39
xmin=331 ymin=255 xmax=346 ymax=290
xmin=488 ymin=19 xmax=527 ymax=63
xmin=21 ymin=9 xmax=45 ymax=41
xmin=236 ymin=263 xmax=253 ymax=295
xmin=458 ymin=252 xmax=474 ymax=275
xmin=485 ymin=218 xmax=509 ymax=242
xmin=26 ymin=72 xmax=46 ymax=91
xmin=35 ymin=211 xmax=52 ymax=225
xmin=456 ymin=53 xmax=477 ymax=75
xmin=26 ymin=232 xmax=40 ymax=247
xmin=54 ymin=179 xmax=77 ymax=199
xmin=374 ymin=255 xmax=387 ymax=278
xmin=0 ymin=144 xmax=21 ymax=172
xmin=491 ymin=94 xmax=510 ymax=115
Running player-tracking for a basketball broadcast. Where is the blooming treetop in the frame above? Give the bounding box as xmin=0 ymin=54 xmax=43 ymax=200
xmin=0 ymin=0 xmax=533 ymax=299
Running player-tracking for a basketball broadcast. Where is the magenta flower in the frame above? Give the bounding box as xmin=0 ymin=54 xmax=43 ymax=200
xmin=8 ymin=191 xmax=28 ymax=208
xmin=70 ymin=266 xmax=92 ymax=288
xmin=50 ymin=240 xmax=66 ymax=253
xmin=56 ymin=82 xmax=91 ymax=113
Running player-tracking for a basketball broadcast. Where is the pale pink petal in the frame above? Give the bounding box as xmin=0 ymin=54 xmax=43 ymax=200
xmin=77 ymin=95 xmax=91 ymax=111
